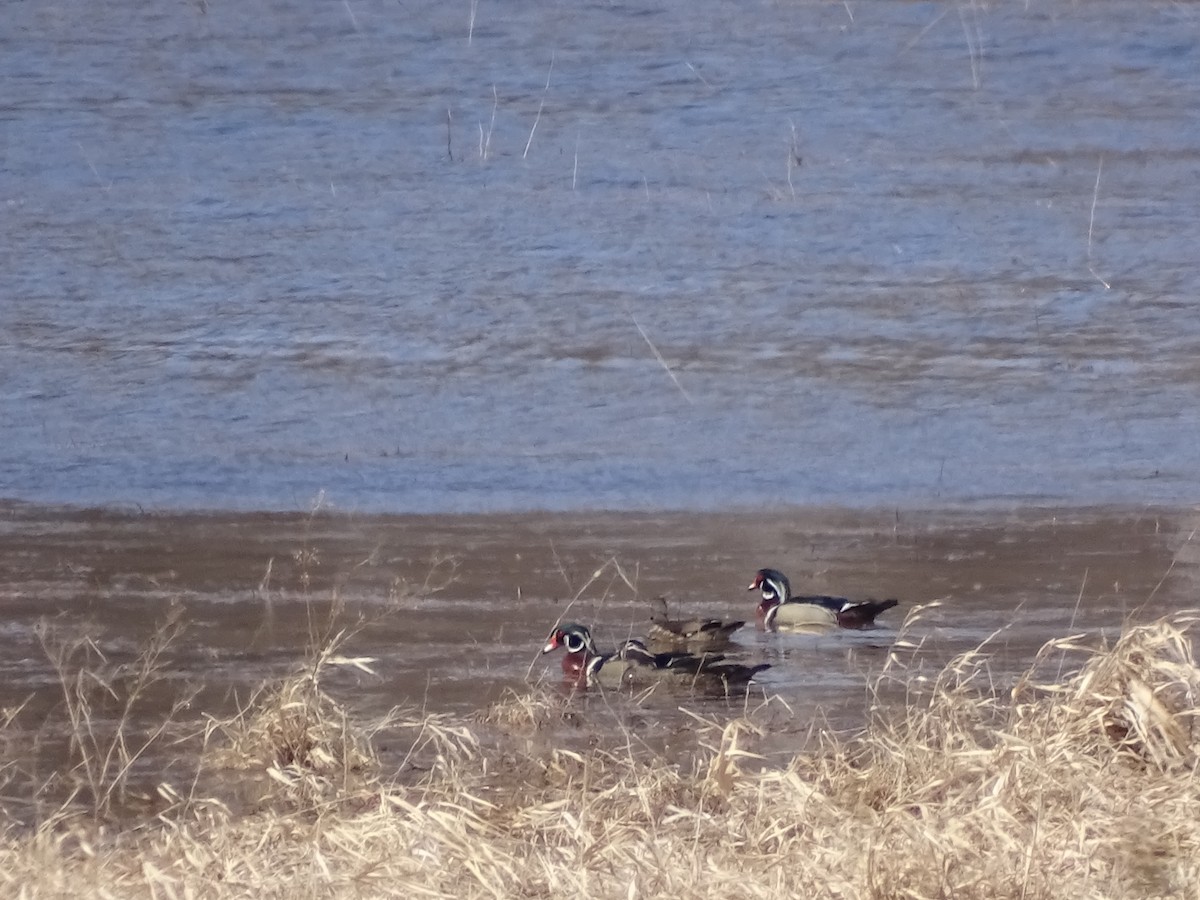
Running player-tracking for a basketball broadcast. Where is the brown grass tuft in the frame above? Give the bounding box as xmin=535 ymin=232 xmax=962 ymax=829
xmin=3 ymin=616 xmax=1200 ymax=898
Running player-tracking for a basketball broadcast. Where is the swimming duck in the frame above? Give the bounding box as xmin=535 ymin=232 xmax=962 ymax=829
xmin=647 ymin=596 xmax=745 ymax=650
xmin=542 ymin=624 xmax=769 ymax=690
xmin=542 ymin=623 xmax=632 ymax=688
xmin=748 ymin=568 xmax=898 ymax=631
xmin=616 ymin=638 xmax=768 ymax=687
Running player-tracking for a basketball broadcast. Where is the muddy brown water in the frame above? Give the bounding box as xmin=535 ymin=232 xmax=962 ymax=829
xmin=2 ymin=501 xmax=1197 ymax=813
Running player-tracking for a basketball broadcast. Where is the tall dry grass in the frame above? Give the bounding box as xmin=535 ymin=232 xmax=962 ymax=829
xmin=2 ymin=614 xmax=1199 ymax=899
xmin=23 ymin=603 xmax=199 ymax=824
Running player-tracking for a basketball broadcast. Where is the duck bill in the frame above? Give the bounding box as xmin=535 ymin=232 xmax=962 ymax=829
xmin=541 ymin=637 xmax=559 ymax=654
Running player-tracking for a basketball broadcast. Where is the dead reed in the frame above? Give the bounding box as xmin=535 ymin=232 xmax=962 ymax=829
xmin=31 ymin=602 xmax=199 ymax=823
xmin=2 ymin=614 xmax=1199 ymax=899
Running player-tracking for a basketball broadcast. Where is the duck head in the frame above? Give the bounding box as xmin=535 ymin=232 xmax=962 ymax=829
xmin=615 ymin=638 xmax=663 ymax=667
xmin=542 ymin=623 xmax=599 ymax=680
xmin=748 ymin=568 xmax=792 ymax=623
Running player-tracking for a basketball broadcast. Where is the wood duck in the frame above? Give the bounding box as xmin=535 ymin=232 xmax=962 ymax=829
xmin=617 ymin=638 xmax=769 ymax=689
xmin=646 ymin=596 xmax=745 ymax=650
xmin=542 ymin=624 xmax=769 ymax=690
xmin=748 ymin=568 xmax=898 ymax=631
xmin=542 ymin=623 xmax=633 ymax=689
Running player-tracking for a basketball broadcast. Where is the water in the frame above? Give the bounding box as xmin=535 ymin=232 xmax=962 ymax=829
xmin=4 ymin=2 xmax=1200 ymax=812
xmin=1 ymin=502 xmax=1196 ymax=797
xmin=3 ymin=0 xmax=1200 ymax=513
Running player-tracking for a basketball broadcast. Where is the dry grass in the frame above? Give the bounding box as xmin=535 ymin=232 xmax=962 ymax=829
xmin=29 ymin=603 xmax=199 ymax=823
xmin=4 ymin=615 xmax=1200 ymax=899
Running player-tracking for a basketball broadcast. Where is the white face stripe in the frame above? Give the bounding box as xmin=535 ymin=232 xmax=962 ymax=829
xmin=585 ymin=655 xmax=607 ymax=683
xmin=769 ymin=574 xmax=789 ymax=602
xmin=564 ymin=631 xmax=586 ymax=654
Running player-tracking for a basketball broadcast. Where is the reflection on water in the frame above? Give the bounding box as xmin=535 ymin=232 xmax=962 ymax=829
xmin=3 ymin=1 xmax=1200 ymax=512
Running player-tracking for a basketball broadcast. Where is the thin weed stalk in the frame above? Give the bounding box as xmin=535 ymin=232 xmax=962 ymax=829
xmin=36 ymin=602 xmax=198 ymax=822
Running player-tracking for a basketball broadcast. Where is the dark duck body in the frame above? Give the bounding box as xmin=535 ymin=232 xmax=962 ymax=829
xmin=616 ymin=638 xmax=769 ymax=688
xmin=748 ymin=568 xmax=898 ymax=631
xmin=542 ymin=624 xmax=768 ymax=691
xmin=646 ymin=596 xmax=745 ymax=650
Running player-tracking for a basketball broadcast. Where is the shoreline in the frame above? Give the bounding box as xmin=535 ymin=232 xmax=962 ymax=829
xmin=3 ymin=494 xmax=1191 ymax=525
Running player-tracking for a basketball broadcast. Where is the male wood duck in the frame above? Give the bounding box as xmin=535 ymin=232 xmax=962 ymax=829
xmin=542 ymin=623 xmax=632 ymax=689
xmin=616 ymin=638 xmax=768 ymax=687
xmin=647 ymin=596 xmax=745 ymax=650
xmin=542 ymin=624 xmax=769 ymax=690
xmin=748 ymin=568 xmax=898 ymax=631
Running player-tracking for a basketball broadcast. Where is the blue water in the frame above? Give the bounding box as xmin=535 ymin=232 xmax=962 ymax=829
xmin=3 ymin=0 xmax=1200 ymax=513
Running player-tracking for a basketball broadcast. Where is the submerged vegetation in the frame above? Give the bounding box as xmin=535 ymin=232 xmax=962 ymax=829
xmin=2 ymin=608 xmax=1199 ymax=898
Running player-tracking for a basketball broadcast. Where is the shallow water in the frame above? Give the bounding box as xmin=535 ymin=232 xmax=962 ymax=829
xmin=2 ymin=501 xmax=1197 ymax=800
xmin=4 ymin=1 xmax=1200 ymax=513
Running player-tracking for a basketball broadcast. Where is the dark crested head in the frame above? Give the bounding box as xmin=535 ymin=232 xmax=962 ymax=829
xmin=649 ymin=595 xmax=670 ymax=623
xmin=542 ymin=623 xmax=595 ymax=656
xmin=749 ymin=568 xmax=791 ymax=604
xmin=616 ymin=637 xmax=656 ymax=665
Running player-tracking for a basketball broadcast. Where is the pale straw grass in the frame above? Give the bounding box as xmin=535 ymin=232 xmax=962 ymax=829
xmin=3 ymin=616 xmax=1200 ymax=898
